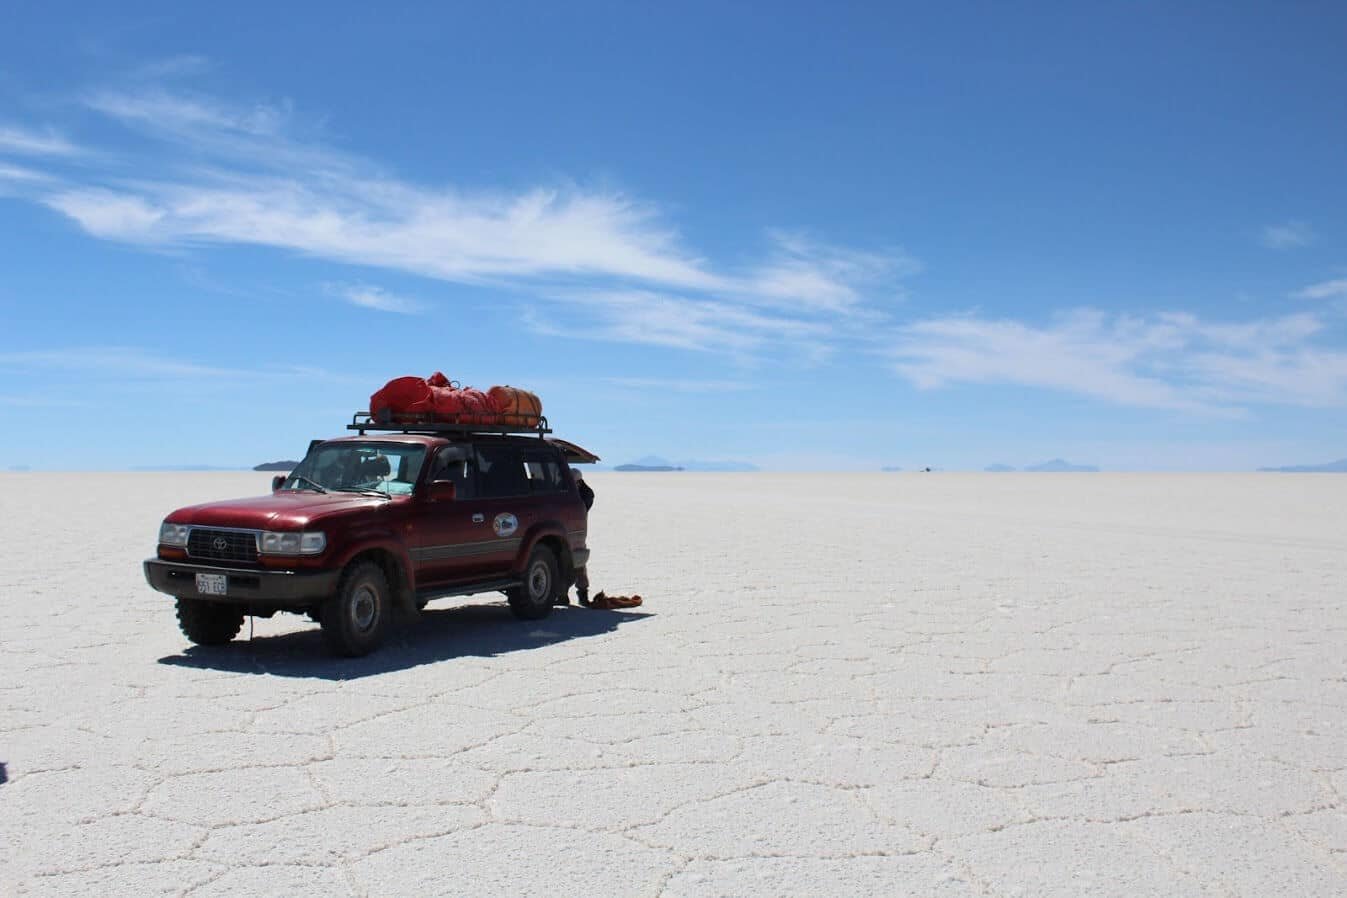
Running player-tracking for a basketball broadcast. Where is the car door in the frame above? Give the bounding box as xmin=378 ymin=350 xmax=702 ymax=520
xmin=406 ymin=444 xmax=497 ymax=586
xmin=469 ymin=442 xmax=540 ymax=578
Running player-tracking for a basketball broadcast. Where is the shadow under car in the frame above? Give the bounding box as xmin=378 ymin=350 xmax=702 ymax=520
xmin=157 ymin=602 xmax=652 ymax=680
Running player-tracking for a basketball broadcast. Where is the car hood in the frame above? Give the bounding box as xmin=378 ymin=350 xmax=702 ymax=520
xmin=167 ymin=492 xmax=392 ymax=530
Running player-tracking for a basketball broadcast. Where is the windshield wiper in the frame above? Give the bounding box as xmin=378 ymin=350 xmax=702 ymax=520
xmin=289 ymin=475 xmax=328 ymax=493
xmin=334 ymin=486 xmax=390 ymax=498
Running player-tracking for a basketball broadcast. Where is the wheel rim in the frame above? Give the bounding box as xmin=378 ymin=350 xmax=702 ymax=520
xmin=351 ymin=584 xmax=378 ymax=633
xmin=528 ymin=561 xmax=550 ymax=602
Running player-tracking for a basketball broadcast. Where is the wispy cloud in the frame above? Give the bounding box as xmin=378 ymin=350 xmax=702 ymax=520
xmin=0 ymin=125 xmax=80 ymax=157
xmin=890 ymin=309 xmax=1347 ymax=414
xmin=741 ymin=231 xmax=918 ymax=314
xmin=330 ymin=283 xmax=428 ymax=314
xmin=0 ymin=347 xmax=367 ymax=384
xmin=532 ymin=288 xmax=835 ymax=360
xmin=0 ymin=161 xmax=54 ymax=187
xmin=85 ymin=89 xmax=293 ymax=141
xmin=1261 ymin=220 xmax=1314 ymax=249
xmin=1295 ymin=278 xmax=1347 ymax=300
xmin=3 ymin=81 xmax=912 ymax=361
xmin=10 ymin=75 xmax=1343 ymax=423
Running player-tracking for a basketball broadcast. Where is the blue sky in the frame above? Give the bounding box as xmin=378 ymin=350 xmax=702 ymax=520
xmin=2 ymin=2 xmax=1346 ymax=470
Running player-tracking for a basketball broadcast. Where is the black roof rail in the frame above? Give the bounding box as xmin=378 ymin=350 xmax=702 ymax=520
xmin=347 ymin=410 xmax=551 ymax=437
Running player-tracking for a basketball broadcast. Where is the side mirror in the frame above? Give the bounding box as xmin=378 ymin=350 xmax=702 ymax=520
xmin=429 ymin=480 xmax=457 ymax=502
xmin=272 ymin=475 xmax=287 ymax=492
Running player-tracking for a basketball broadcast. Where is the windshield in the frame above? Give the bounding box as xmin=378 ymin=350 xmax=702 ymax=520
xmin=282 ymin=442 xmax=426 ymax=496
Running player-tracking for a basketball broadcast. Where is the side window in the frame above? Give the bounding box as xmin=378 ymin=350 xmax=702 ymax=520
xmin=475 ymin=446 xmax=530 ymax=498
xmin=430 ymin=447 xmax=474 ymax=499
xmin=523 ymin=452 xmax=564 ymax=493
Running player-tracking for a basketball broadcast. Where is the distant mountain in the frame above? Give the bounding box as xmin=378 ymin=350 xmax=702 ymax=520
xmin=628 ymin=455 xmax=674 ymax=467
xmin=623 ymin=454 xmax=758 ymax=472
xmin=254 ymin=460 xmax=301 ymax=471
xmin=1024 ymin=459 xmax=1099 ymax=473
xmin=1258 ymin=458 xmax=1347 ymax=473
xmin=881 ymin=466 xmax=902 ymax=472
xmin=985 ymin=464 xmax=1017 ymax=472
xmin=614 ymin=464 xmax=684 ymax=472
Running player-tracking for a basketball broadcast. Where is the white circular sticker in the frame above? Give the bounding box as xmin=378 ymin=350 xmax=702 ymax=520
xmin=493 ymin=513 xmax=518 ymax=537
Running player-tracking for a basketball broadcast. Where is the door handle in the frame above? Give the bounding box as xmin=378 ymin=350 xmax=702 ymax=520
xmin=472 ymin=513 xmax=485 ymax=523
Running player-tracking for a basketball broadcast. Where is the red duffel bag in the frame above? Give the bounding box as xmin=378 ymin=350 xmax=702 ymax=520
xmin=371 ymin=376 xmax=433 ymax=422
xmin=430 ymin=385 xmax=494 ymax=422
xmin=458 ymin=388 xmax=493 ymax=422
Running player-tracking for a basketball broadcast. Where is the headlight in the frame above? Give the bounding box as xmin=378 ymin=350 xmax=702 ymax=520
xmin=159 ymin=522 xmax=190 ymax=547
xmin=259 ymin=531 xmax=326 ymax=555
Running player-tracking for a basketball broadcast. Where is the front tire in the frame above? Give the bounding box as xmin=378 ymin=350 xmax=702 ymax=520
xmin=320 ymin=561 xmax=390 ymax=657
xmin=507 ymin=546 xmax=559 ymax=620
xmin=176 ymin=598 xmax=244 ymax=646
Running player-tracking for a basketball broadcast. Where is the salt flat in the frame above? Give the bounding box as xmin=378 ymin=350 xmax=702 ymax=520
xmin=2 ymin=471 xmax=1345 ymax=897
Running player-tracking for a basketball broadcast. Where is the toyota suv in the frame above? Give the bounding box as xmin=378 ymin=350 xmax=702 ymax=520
xmin=143 ymin=416 xmax=597 ymax=656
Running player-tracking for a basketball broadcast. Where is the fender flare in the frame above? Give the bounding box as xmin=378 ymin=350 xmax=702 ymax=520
xmin=512 ymin=521 xmax=572 ymax=579
xmin=331 ymin=534 xmax=417 ymax=615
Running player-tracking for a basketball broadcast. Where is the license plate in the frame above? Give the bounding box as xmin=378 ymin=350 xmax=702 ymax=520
xmin=196 ymin=573 xmax=228 ymax=596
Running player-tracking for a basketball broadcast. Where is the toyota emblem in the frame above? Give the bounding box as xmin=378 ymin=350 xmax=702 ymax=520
xmin=212 ymin=537 xmax=229 ymax=551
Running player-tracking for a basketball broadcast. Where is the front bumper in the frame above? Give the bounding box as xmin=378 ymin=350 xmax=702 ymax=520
xmin=143 ymin=559 xmax=340 ymax=607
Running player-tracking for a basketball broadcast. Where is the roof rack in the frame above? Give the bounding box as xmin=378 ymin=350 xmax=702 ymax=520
xmin=347 ymin=410 xmax=551 ymax=437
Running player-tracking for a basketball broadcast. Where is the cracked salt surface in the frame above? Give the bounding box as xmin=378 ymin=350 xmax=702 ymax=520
xmin=2 ymin=471 xmax=1345 ymax=896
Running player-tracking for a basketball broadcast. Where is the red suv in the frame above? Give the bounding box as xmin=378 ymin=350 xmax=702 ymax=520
xmin=143 ymin=417 xmax=597 ymax=656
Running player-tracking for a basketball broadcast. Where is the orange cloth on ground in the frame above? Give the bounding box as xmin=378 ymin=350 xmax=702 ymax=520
xmin=589 ymin=592 xmax=643 ymax=609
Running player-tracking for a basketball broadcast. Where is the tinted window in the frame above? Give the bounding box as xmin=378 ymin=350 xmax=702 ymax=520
xmin=475 ymin=446 xmax=530 ymax=498
xmin=429 ymin=446 xmax=475 ymax=499
xmin=523 ymin=451 xmax=565 ymax=493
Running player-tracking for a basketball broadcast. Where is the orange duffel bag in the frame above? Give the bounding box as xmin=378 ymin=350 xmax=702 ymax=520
xmin=487 ymin=385 xmax=543 ymax=424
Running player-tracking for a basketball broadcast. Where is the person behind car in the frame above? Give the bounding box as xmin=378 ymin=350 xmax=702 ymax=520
xmin=569 ymin=467 xmax=594 ymax=606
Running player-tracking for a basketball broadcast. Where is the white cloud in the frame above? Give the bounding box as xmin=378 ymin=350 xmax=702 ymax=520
xmin=86 ymin=89 xmax=291 ymax=139
xmin=39 ymin=174 xmax=727 ymax=291
xmin=0 ymin=125 xmax=79 ymax=157
xmin=12 ymin=79 xmax=1344 ymax=423
xmin=1261 ymin=221 xmax=1314 ymax=249
xmin=331 ymin=284 xmax=428 ymax=314
xmin=890 ymin=309 xmax=1347 ymax=413
xmin=1 ymin=85 xmax=913 ymax=359
xmin=0 ymin=162 xmax=54 ymax=188
xmin=0 ymin=347 xmax=366 ymax=385
xmin=1295 ymin=278 xmax=1347 ymax=300
xmin=741 ymin=231 xmax=918 ymax=313
xmin=44 ymin=189 xmax=165 ymax=239
xmin=535 ymin=288 xmax=835 ymax=359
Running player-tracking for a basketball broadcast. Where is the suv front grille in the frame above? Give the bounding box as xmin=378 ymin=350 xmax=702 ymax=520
xmin=187 ymin=528 xmax=259 ymax=563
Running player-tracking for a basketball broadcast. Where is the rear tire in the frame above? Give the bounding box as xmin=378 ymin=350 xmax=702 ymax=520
xmin=176 ymin=598 xmax=244 ymax=646
xmin=320 ymin=561 xmax=390 ymax=657
xmin=507 ymin=546 xmax=558 ymax=620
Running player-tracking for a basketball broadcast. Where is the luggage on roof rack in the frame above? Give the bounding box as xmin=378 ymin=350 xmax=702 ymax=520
xmin=369 ymin=374 xmax=546 ymax=430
